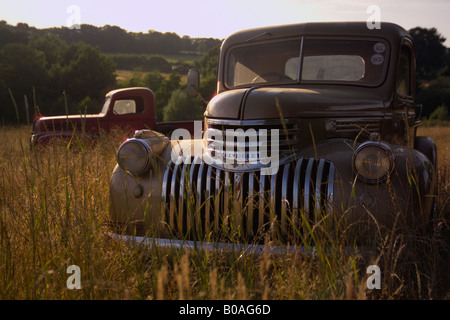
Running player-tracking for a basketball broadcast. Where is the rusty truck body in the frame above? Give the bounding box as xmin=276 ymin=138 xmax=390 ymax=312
xmin=108 ymin=22 xmax=437 ymax=250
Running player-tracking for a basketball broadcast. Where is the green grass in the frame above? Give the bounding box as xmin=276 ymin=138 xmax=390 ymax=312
xmin=0 ymin=125 xmax=449 ymax=299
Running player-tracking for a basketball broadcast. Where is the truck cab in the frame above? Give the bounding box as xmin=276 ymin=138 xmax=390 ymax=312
xmin=109 ymin=22 xmax=437 ymax=247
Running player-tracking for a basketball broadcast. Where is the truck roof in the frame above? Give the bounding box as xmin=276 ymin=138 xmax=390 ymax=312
xmin=105 ymin=87 xmax=153 ymax=98
xmin=221 ymin=22 xmax=411 ymax=50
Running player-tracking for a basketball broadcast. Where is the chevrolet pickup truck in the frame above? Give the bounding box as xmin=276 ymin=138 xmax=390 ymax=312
xmin=31 ymin=87 xmax=199 ymax=145
xmin=108 ymin=22 xmax=437 ymax=250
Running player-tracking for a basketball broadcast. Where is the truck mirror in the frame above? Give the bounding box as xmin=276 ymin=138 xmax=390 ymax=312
xmin=187 ymin=69 xmax=200 ymax=98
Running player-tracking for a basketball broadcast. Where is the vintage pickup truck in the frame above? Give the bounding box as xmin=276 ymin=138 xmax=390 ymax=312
xmin=30 ymin=87 xmax=198 ymax=145
xmin=108 ymin=22 xmax=437 ymax=249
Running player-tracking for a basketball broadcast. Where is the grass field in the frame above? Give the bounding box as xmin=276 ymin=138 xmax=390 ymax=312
xmin=0 ymin=125 xmax=449 ymax=300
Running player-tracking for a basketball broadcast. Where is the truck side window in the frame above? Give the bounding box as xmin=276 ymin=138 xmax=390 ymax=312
xmin=113 ymin=97 xmax=144 ymax=115
xmin=396 ymin=46 xmax=412 ymax=97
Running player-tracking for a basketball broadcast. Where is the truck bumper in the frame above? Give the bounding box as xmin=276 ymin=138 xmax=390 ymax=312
xmin=105 ymin=232 xmax=370 ymax=256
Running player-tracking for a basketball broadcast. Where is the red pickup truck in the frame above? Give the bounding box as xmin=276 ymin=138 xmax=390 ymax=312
xmin=31 ymin=87 xmax=199 ymax=145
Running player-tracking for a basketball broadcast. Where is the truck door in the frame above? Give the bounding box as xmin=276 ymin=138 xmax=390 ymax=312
xmin=108 ymin=95 xmax=149 ymax=133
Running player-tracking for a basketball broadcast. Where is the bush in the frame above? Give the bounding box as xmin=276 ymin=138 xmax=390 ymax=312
xmin=429 ymin=105 xmax=449 ymax=121
xmin=77 ymin=96 xmax=102 ymax=114
xmin=416 ymin=77 xmax=450 ymax=118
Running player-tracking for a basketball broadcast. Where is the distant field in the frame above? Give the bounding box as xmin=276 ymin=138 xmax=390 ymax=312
xmin=111 ymin=51 xmax=202 ymax=86
xmin=0 ymin=125 xmax=448 ymax=300
xmin=106 ymin=51 xmax=203 ymax=63
xmin=161 ymin=52 xmax=203 ymax=64
xmin=116 ymin=69 xmax=144 ymax=84
xmin=116 ymin=69 xmax=188 ymax=87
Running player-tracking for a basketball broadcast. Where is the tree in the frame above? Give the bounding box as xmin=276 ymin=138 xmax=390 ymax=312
xmin=195 ymin=44 xmax=219 ymax=78
xmin=0 ymin=43 xmax=48 ymax=90
xmin=29 ymin=34 xmax=68 ymax=68
xmin=142 ymin=71 xmax=181 ymax=121
xmin=416 ymin=76 xmax=450 ymax=118
xmin=194 ymin=44 xmax=219 ymax=101
xmin=0 ymin=43 xmax=48 ymax=123
xmin=409 ymin=27 xmax=447 ymax=81
xmin=163 ymin=89 xmax=204 ymax=121
xmin=59 ymin=42 xmax=117 ymax=102
xmin=0 ymin=20 xmax=27 ymax=48
xmin=440 ymin=48 xmax=450 ymax=78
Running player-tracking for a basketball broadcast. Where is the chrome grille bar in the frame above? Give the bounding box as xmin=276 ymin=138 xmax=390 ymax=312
xmin=303 ymin=158 xmax=315 ymax=217
xmin=258 ymin=174 xmax=267 ymax=230
xmin=178 ymin=161 xmax=189 ymax=234
xmin=247 ymin=172 xmax=255 ymax=237
xmin=204 ymin=165 xmax=213 ymax=234
xmin=161 ymin=156 xmax=335 ymax=243
xmin=281 ymin=162 xmax=292 ymax=232
xmin=315 ymin=159 xmax=326 ymax=215
xmin=214 ymin=168 xmax=222 ymax=233
xmin=169 ymin=162 xmax=181 ymax=230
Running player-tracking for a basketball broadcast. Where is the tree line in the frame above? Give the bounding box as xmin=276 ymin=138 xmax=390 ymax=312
xmin=0 ymin=21 xmax=221 ymax=55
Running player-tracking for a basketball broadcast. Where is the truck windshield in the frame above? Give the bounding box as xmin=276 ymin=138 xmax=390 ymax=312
xmin=225 ymin=37 xmax=389 ymax=88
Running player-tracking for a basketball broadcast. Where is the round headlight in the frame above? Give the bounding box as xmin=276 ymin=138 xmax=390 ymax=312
xmin=117 ymin=139 xmax=151 ymax=176
xmin=353 ymin=142 xmax=394 ymax=183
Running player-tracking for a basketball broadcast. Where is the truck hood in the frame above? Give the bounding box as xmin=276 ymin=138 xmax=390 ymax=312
xmin=38 ymin=114 xmax=105 ymax=121
xmin=34 ymin=113 xmax=105 ymax=132
xmin=205 ymin=87 xmax=388 ymax=120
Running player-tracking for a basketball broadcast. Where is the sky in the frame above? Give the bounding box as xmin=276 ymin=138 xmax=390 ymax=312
xmin=1 ymin=0 xmax=450 ymax=46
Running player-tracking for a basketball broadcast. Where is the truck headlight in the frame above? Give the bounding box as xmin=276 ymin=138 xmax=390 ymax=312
xmin=353 ymin=142 xmax=394 ymax=183
xmin=117 ymin=139 xmax=152 ymax=176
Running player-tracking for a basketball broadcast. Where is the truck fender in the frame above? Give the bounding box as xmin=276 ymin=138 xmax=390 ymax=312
xmin=155 ymin=125 xmax=177 ymax=137
xmin=414 ymin=136 xmax=437 ymax=168
xmin=32 ymin=130 xmax=99 ymax=146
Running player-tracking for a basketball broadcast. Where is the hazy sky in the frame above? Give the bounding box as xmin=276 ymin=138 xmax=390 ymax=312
xmin=1 ymin=0 xmax=450 ymax=45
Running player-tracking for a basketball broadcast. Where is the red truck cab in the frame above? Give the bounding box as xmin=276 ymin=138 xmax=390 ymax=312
xmin=31 ymin=87 xmax=199 ymax=145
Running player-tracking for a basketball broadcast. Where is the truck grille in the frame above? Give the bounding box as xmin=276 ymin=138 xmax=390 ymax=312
xmin=204 ymin=119 xmax=299 ymax=172
xmin=161 ymin=156 xmax=336 ymax=243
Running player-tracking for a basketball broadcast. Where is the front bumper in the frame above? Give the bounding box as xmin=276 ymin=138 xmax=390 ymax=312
xmin=105 ymin=232 xmax=370 ymax=256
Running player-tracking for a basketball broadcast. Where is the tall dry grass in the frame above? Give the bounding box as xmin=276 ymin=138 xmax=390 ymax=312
xmin=0 ymin=125 xmax=448 ymax=300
